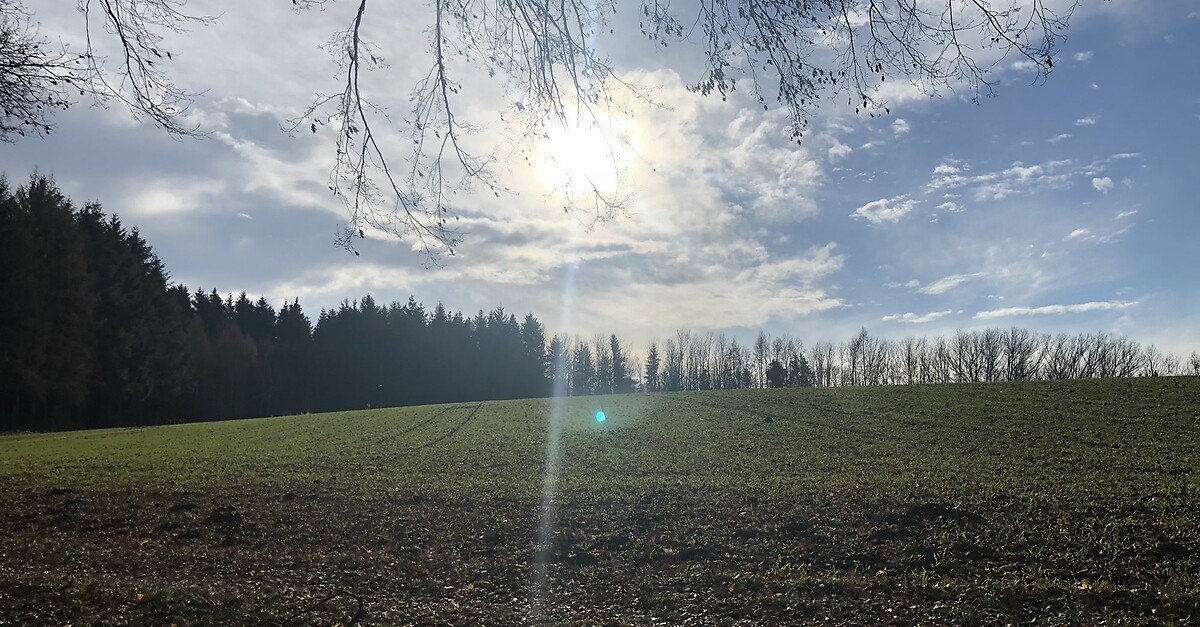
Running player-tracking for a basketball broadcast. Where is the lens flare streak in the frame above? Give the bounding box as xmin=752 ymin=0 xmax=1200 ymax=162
xmin=531 ymin=260 xmax=578 ymax=620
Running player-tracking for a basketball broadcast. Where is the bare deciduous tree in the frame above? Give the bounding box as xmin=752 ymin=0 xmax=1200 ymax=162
xmin=1002 ymin=327 xmax=1039 ymax=381
xmin=807 ymin=340 xmax=835 ymax=387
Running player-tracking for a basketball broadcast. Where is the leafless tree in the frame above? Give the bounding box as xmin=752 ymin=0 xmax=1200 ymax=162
xmin=753 ymin=330 xmax=769 ymax=389
xmin=1038 ymin=333 xmax=1067 ymax=380
xmin=662 ymin=335 xmax=683 ymax=391
xmin=1107 ymin=336 xmax=1144 ymax=378
xmin=1139 ymin=345 xmax=1163 ymax=377
xmin=862 ymin=332 xmax=892 ymax=386
xmin=841 ymin=327 xmax=866 ymax=386
xmin=714 ymin=335 xmax=751 ymax=389
xmin=1160 ymin=353 xmax=1182 ymax=377
xmin=977 ymin=328 xmax=1003 ymax=382
xmin=6 ymin=0 xmax=1079 ymax=255
xmin=687 ymin=331 xmax=712 ymax=390
xmin=592 ymin=334 xmax=612 ymax=394
xmin=633 ymin=326 xmax=1183 ymax=393
xmin=712 ymin=332 xmax=733 ymax=389
xmin=946 ymin=330 xmax=978 ymax=382
xmin=1002 ymin=327 xmax=1039 ymax=381
xmin=929 ymin=336 xmax=953 ymax=384
xmin=807 ymin=340 xmax=835 ymax=387
xmin=916 ymin=338 xmax=934 ymax=385
xmin=899 ymin=336 xmax=921 ymax=385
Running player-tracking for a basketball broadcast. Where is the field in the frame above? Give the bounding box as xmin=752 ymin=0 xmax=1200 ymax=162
xmin=1 ymin=378 xmax=1199 ymax=625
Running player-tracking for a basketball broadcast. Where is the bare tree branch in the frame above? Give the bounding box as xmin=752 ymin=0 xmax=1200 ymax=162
xmin=1 ymin=0 xmax=1080 ymax=256
xmin=77 ymin=0 xmax=214 ymax=136
xmin=0 ymin=2 xmax=80 ymax=140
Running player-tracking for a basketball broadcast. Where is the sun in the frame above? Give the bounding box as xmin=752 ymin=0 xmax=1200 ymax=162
xmin=534 ymin=114 xmax=634 ymax=197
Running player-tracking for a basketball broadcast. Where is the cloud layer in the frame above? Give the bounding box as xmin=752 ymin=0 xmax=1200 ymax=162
xmin=2 ymin=1 xmax=1197 ymax=355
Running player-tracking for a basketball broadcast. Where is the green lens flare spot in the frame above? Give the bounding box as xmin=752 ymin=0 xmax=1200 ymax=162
xmin=595 ymin=411 xmax=606 ymax=423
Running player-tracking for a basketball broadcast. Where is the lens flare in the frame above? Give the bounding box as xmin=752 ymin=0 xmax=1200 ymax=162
xmin=532 ymin=260 xmax=578 ymax=621
xmin=595 ymin=411 xmax=606 ymax=423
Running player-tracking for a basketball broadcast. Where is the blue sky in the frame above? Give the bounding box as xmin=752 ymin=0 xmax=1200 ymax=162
xmin=3 ymin=1 xmax=1197 ymax=355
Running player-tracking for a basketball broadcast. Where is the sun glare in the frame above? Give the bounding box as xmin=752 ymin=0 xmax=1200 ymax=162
xmin=535 ymin=115 xmax=634 ymax=196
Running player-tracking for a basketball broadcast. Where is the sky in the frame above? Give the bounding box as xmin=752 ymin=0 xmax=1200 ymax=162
xmin=3 ymin=1 xmax=1198 ymax=355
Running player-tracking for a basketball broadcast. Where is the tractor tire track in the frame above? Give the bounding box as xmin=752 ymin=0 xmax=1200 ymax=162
xmin=415 ymin=402 xmax=484 ymax=450
xmin=375 ymin=406 xmax=456 ymax=447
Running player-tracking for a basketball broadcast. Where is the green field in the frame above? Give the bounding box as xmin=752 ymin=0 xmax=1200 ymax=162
xmin=2 ymin=378 xmax=1199 ymax=625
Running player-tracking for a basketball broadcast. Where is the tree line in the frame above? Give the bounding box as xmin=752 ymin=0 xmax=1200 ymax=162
xmin=0 ymin=175 xmax=628 ymax=430
xmin=639 ymin=327 xmax=1200 ymax=392
xmin=2 ymin=174 xmax=1197 ymax=431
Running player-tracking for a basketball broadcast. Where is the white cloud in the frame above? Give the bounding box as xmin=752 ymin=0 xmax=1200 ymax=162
xmin=1097 ymin=223 xmax=1135 ymax=244
xmin=929 ymin=158 xmax=1076 ymax=202
xmin=917 ymin=272 xmax=984 ymax=295
xmin=252 ymin=68 xmax=847 ymax=343
xmin=693 ymin=105 xmax=825 ymax=222
xmin=129 ymin=180 xmax=225 ymax=216
xmin=4 ymin=0 xmax=1195 ymax=361
xmin=1075 ymin=115 xmax=1099 ymax=126
xmin=1073 ymin=51 xmax=1094 ymax=62
xmin=1092 ymin=177 xmax=1114 ymax=194
xmin=851 ymin=196 xmax=916 ymax=224
xmin=1116 ymin=210 xmax=1138 ymax=220
xmin=933 ymin=161 xmax=962 ymax=176
xmin=1062 ymin=222 xmax=1134 ymax=245
xmin=882 ymin=310 xmax=960 ymax=323
xmin=1048 ymin=133 xmax=1073 ymax=144
xmin=974 ymin=300 xmax=1138 ymax=320
xmin=827 ymin=139 xmax=853 ymax=162
xmin=922 ymin=152 xmax=1140 ymax=205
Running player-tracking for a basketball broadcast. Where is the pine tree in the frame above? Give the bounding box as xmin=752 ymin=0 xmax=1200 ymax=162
xmin=644 ymin=343 xmax=661 ymax=392
xmin=520 ymin=314 xmax=549 ymax=397
xmin=571 ymin=342 xmax=595 ymax=396
xmin=765 ymin=359 xmax=787 ymax=388
xmin=787 ymin=354 xmax=815 ymax=387
xmin=76 ymin=206 xmax=191 ymax=426
xmin=0 ymin=175 xmax=96 ymax=427
xmin=548 ymin=335 xmax=570 ymax=395
xmin=609 ymin=334 xmax=635 ymax=393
